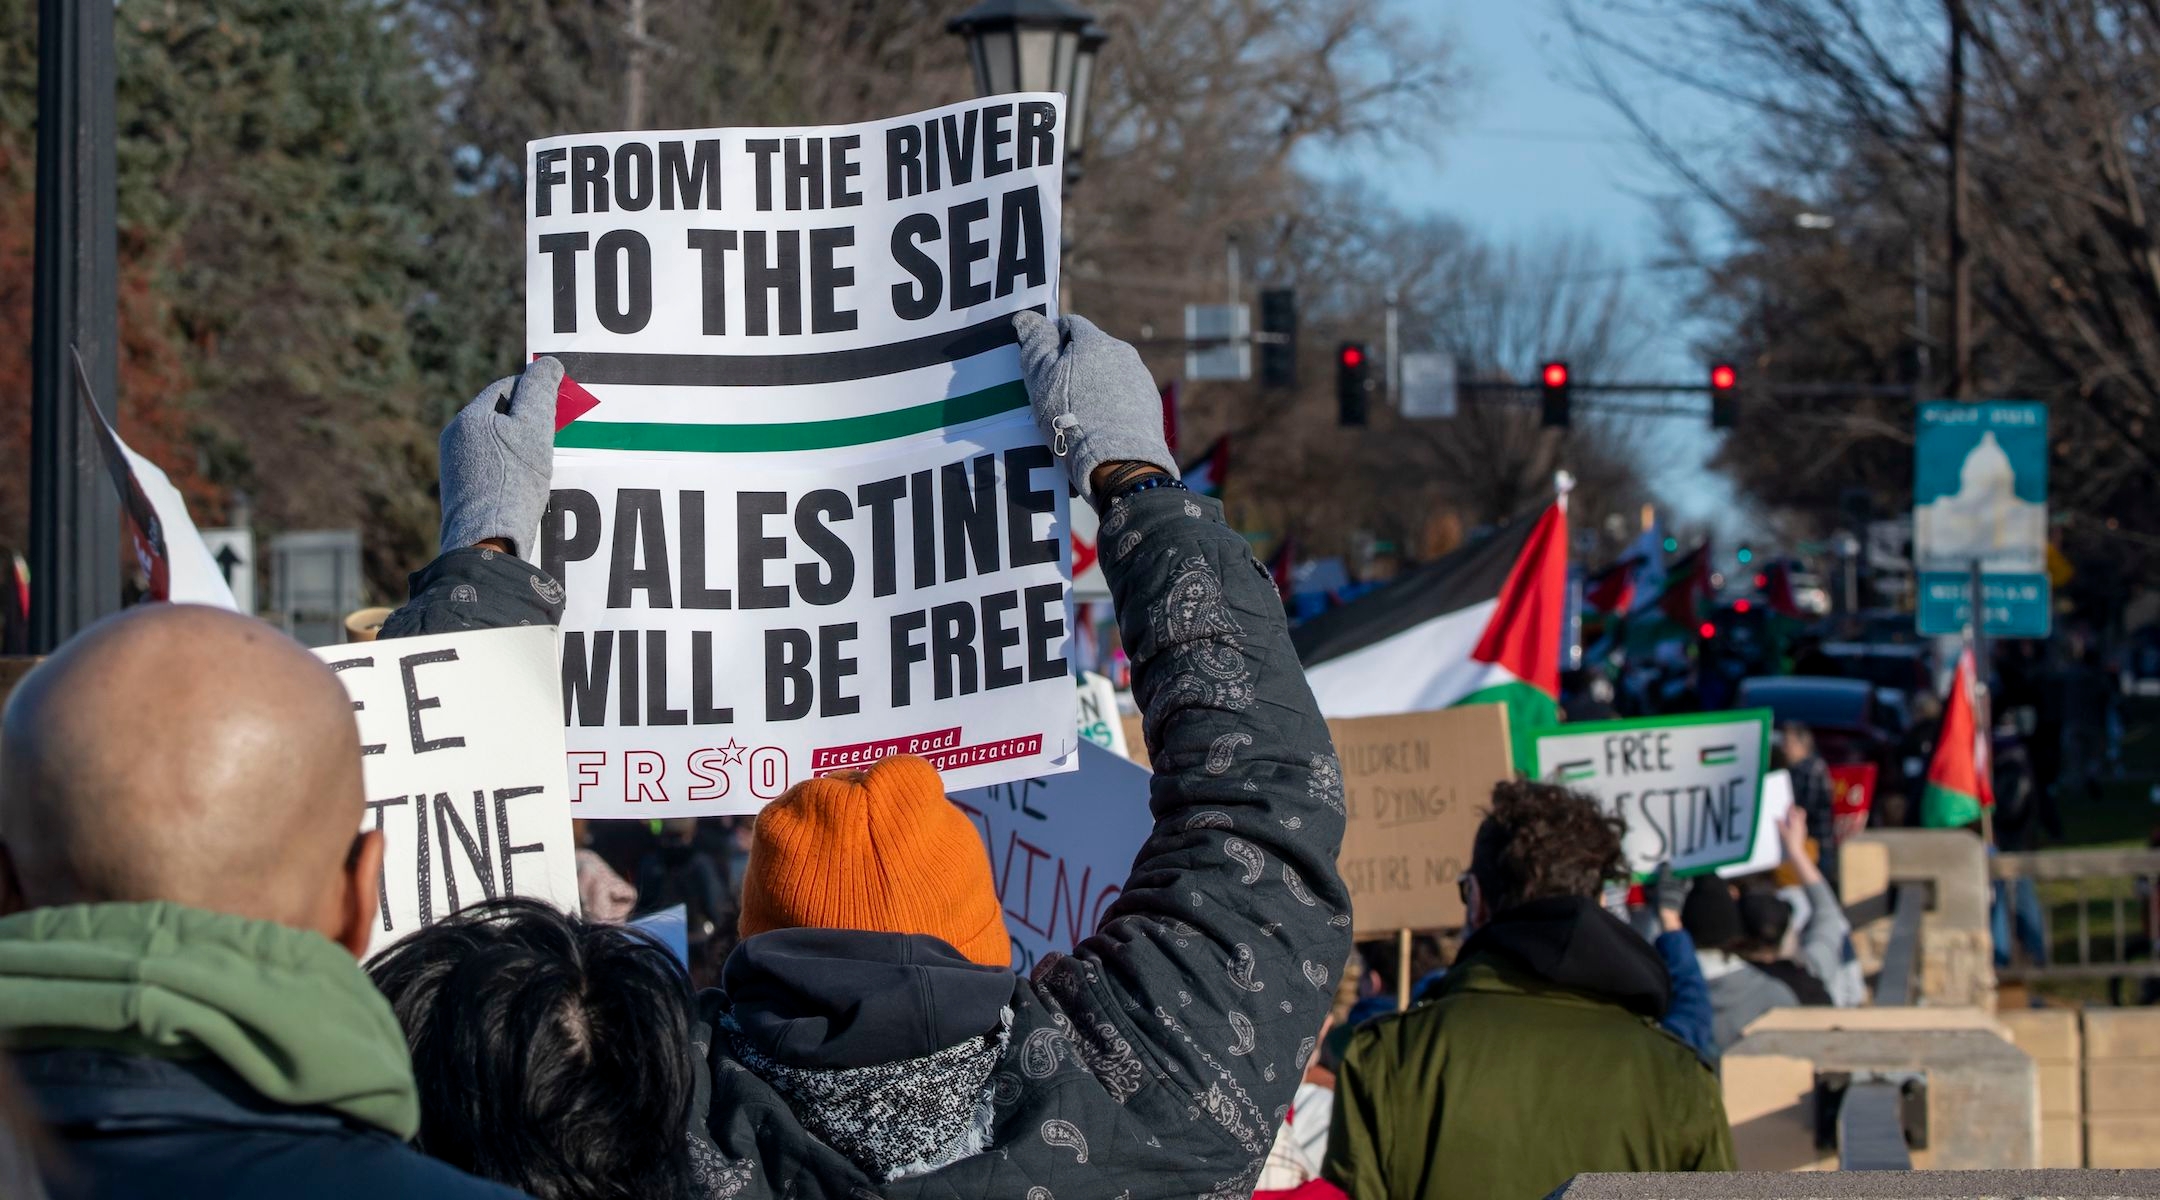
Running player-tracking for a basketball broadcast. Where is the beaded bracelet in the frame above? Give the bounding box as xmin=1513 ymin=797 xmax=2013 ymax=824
xmin=1101 ymin=473 xmax=1189 ymax=506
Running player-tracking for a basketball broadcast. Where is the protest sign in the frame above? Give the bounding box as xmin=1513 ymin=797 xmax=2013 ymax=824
xmin=529 ymin=96 xmax=1078 ymax=816
xmin=1335 ymin=704 xmax=1515 ymax=934
xmin=1075 ymin=671 xmax=1127 ymax=757
xmin=1829 ymin=762 xmax=1877 ymax=843
xmin=1717 ymin=769 xmax=1795 ymax=880
xmin=1531 ymin=709 xmax=1774 ymax=878
xmin=949 ymin=741 xmax=1153 ymax=974
xmin=1117 ymin=703 xmax=1517 ymax=934
xmin=317 ymin=626 xmax=581 ymax=955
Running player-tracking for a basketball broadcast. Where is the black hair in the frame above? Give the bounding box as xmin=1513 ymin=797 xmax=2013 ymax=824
xmin=367 ymin=898 xmax=697 ymax=1200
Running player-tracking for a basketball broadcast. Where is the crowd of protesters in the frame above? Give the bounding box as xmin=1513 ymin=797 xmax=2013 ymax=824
xmin=0 ymin=312 xmax=1946 ymax=1199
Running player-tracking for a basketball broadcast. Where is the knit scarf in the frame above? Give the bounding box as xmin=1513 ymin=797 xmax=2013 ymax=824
xmin=720 ymin=1009 xmax=1010 ymax=1181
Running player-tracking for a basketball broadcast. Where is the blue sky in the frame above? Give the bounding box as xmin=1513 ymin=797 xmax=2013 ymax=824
xmin=1326 ymin=1 xmax=1750 ymax=536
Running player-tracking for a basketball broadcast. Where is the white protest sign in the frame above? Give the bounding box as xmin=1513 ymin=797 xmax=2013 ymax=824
xmin=1530 ymin=709 xmax=1773 ymax=877
xmin=1717 ymin=768 xmax=1794 ymax=880
xmin=948 ymin=741 xmax=1153 ymax=974
xmin=529 ymin=96 xmax=1078 ymax=816
xmin=316 ymin=626 xmax=581 ymax=956
xmin=1075 ymin=670 xmax=1127 ymax=757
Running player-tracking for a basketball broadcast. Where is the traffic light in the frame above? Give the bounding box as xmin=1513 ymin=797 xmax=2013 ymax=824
xmin=1260 ymin=288 xmax=1297 ymax=389
xmin=1736 ymin=545 xmax=1754 ymax=565
xmin=1710 ymin=362 xmax=1738 ymax=429
xmin=1540 ymin=360 xmax=1570 ymax=428
xmin=1336 ymin=342 xmax=1371 ymax=426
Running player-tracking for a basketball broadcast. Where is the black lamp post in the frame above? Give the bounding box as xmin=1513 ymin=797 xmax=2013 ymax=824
xmin=947 ymin=0 xmax=1105 ymax=188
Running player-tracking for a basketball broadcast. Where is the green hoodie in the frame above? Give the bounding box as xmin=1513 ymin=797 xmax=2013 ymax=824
xmin=0 ymin=901 xmax=420 ymax=1139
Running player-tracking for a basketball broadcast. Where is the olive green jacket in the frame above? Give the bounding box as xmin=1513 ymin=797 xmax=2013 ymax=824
xmin=1323 ymin=898 xmax=1734 ymax=1200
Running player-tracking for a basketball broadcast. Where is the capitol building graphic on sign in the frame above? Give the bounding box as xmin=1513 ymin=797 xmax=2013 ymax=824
xmin=1915 ymin=430 xmax=2046 ymax=572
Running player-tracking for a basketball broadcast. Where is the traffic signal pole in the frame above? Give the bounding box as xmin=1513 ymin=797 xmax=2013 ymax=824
xmin=28 ymin=0 xmax=122 ymax=650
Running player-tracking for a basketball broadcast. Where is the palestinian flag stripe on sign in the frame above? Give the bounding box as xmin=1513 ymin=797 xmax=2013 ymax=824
xmin=1295 ymin=500 xmax=1567 ymax=770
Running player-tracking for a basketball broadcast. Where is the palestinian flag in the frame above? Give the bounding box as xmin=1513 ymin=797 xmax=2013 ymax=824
xmin=1922 ymin=647 xmax=1994 ymax=828
xmin=1764 ymin=560 xmax=1805 ymax=619
xmin=1182 ymin=435 xmax=1230 ymax=498
xmin=1267 ymin=537 xmax=1297 ymax=601
xmin=1656 ymin=543 xmax=1713 ymax=629
xmin=1295 ymin=498 xmax=1567 ymax=771
xmin=1583 ymin=557 xmax=1638 ymax=614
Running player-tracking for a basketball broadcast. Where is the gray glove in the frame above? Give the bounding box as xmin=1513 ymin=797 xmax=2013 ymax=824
xmin=1652 ymin=862 xmax=1689 ymax=917
xmin=439 ymin=356 xmax=561 ymax=556
xmin=1013 ymin=311 xmax=1177 ymax=507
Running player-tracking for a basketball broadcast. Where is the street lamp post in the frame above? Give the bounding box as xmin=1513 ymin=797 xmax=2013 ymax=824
xmin=947 ymin=0 xmax=1106 ymax=189
xmin=29 ymin=0 xmax=121 ymax=651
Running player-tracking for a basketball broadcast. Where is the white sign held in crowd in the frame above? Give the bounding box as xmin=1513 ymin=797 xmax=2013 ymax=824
xmin=948 ymin=742 xmax=1153 ymax=974
xmin=316 ymin=626 xmax=582 ymax=956
xmin=1530 ymin=710 xmax=1774 ymax=877
xmin=528 ymin=96 xmax=1079 ymax=816
xmin=1075 ymin=671 xmax=1128 ymax=758
xmin=1716 ymin=768 xmax=1794 ymax=880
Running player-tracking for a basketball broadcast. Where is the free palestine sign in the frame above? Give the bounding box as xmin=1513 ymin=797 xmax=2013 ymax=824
xmin=1531 ymin=710 xmax=1773 ymax=877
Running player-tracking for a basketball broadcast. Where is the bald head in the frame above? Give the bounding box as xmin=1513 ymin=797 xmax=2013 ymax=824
xmin=0 ymin=604 xmax=370 ymax=937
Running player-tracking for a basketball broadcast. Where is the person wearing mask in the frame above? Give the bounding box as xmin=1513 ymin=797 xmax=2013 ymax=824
xmin=0 ymin=604 xmax=525 ymax=1200
xmin=377 ymin=315 xmax=1353 ymax=1198
xmin=1323 ymin=781 xmax=1732 ymax=1199
xmin=1683 ymin=875 xmax=1800 ymax=1054
xmin=368 ymin=899 xmax=704 ymax=1200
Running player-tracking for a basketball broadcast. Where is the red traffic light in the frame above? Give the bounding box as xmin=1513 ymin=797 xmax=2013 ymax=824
xmin=1340 ymin=345 xmax=1365 ymax=369
xmin=1698 ymin=621 xmax=1718 ymax=640
xmin=1542 ymin=362 xmax=1569 ymax=389
xmin=1734 ymin=598 xmax=1753 ymax=614
xmin=1710 ymin=363 xmax=1737 ymax=391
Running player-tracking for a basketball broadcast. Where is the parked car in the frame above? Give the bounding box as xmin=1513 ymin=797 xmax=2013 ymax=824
xmin=1735 ymin=675 xmax=1902 ymax=811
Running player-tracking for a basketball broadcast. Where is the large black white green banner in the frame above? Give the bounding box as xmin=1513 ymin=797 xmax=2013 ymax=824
xmin=527 ymin=97 xmax=1078 ymax=816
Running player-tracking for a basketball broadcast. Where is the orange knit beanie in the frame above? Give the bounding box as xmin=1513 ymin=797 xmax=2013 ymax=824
xmin=737 ymin=754 xmax=1010 ymax=967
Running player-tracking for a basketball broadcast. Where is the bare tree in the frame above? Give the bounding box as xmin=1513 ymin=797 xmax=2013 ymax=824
xmin=1561 ymin=0 xmax=2160 ymax=584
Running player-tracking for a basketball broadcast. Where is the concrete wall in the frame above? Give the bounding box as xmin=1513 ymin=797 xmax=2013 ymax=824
xmin=1843 ymin=830 xmax=1995 ymax=1009
xmin=1547 ymin=1170 xmax=2160 ymax=1198
xmin=2082 ymin=1010 xmax=2160 ymax=1170
xmin=1999 ymin=1009 xmax=2084 ymax=1169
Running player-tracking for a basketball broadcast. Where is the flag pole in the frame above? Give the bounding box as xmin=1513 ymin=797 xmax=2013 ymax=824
xmin=1969 ymin=558 xmax=1993 ymax=843
xmin=1396 ymin=928 xmax=1412 ymax=1012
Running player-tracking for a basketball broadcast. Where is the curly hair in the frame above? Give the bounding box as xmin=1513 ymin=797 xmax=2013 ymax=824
xmin=1468 ymin=779 xmax=1629 ymax=914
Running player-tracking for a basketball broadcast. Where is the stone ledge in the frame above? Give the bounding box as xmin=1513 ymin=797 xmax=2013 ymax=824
xmin=1546 ymin=1168 xmax=2160 ymax=1198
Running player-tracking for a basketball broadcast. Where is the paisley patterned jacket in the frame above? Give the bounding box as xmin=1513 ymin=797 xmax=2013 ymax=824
xmin=688 ymin=486 xmax=1353 ymax=1199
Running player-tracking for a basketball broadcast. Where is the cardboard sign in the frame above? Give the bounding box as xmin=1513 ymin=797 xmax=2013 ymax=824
xmin=317 ymin=626 xmax=581 ymax=955
xmin=1116 ymin=703 xmax=1517 ymax=934
xmin=948 ymin=741 xmax=1153 ymax=974
xmin=1531 ymin=709 xmax=1773 ymax=877
xmin=528 ymin=96 xmax=1077 ymax=815
xmin=1334 ymin=705 xmax=1515 ymax=933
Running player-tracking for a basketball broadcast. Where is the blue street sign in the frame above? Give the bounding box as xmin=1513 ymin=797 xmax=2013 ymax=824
xmin=1913 ymin=401 xmax=2050 ymax=638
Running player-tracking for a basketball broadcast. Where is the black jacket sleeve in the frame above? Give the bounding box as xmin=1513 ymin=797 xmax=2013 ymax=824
xmin=377 ymin=547 xmax=565 ymax=640
xmin=1027 ymin=487 xmax=1351 ymax=1169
